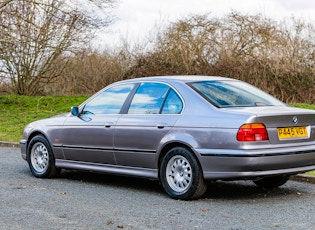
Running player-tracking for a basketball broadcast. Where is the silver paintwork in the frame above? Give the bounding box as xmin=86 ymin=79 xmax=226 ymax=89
xmin=20 ymin=76 xmax=315 ymax=182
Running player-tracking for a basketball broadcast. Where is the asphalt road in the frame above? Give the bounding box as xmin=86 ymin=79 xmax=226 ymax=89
xmin=1 ymin=146 xmax=315 ymax=230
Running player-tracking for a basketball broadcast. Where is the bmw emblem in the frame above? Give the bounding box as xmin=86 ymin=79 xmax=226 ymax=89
xmin=293 ymin=116 xmax=298 ymax=124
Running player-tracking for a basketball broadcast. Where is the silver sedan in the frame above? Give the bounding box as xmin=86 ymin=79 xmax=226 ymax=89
xmin=20 ymin=76 xmax=315 ymax=200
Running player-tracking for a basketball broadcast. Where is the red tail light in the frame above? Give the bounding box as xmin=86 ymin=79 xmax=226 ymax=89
xmin=237 ymin=123 xmax=269 ymax=141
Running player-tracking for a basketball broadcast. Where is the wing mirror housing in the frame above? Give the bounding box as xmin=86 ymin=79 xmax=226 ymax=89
xmin=71 ymin=106 xmax=80 ymax=116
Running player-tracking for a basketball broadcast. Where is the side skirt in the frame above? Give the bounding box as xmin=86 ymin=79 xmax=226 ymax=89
xmin=55 ymin=159 xmax=158 ymax=179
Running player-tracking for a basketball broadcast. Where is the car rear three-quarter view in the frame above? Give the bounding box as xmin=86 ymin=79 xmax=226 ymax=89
xmin=20 ymin=76 xmax=315 ymax=200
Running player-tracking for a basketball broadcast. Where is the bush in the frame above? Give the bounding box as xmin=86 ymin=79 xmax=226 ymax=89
xmin=4 ymin=11 xmax=315 ymax=104
xmin=124 ymin=12 xmax=315 ymax=103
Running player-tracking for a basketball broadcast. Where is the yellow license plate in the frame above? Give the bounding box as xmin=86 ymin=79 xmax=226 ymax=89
xmin=277 ymin=126 xmax=308 ymax=139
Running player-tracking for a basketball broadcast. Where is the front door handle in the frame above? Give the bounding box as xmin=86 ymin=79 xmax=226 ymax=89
xmin=156 ymin=123 xmax=168 ymax=129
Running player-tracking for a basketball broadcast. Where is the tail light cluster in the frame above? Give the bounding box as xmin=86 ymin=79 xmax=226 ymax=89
xmin=237 ymin=123 xmax=269 ymax=142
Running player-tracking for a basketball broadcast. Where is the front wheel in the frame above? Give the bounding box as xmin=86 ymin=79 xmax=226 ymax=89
xmin=27 ymin=135 xmax=60 ymax=178
xmin=160 ymin=147 xmax=207 ymax=200
xmin=253 ymin=175 xmax=290 ymax=188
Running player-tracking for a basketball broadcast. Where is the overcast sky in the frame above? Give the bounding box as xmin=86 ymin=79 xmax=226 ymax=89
xmin=98 ymin=0 xmax=315 ymax=48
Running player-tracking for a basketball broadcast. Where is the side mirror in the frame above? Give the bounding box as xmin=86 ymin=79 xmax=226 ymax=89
xmin=71 ymin=106 xmax=80 ymax=116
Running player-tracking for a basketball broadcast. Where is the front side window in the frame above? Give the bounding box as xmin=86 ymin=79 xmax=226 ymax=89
xmin=190 ymin=80 xmax=284 ymax=108
xmin=82 ymin=83 xmax=136 ymax=114
xmin=128 ymin=82 xmax=183 ymax=114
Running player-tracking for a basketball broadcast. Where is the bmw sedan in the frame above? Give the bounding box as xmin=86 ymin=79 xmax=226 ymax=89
xmin=20 ymin=76 xmax=315 ymax=200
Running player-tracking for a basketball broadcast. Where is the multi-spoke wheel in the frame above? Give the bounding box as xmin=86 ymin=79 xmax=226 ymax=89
xmin=27 ymin=135 xmax=60 ymax=178
xmin=30 ymin=142 xmax=49 ymax=173
xmin=160 ymin=147 xmax=207 ymax=200
xmin=165 ymin=155 xmax=193 ymax=193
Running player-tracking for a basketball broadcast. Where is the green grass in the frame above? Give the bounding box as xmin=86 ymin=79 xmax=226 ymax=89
xmin=305 ymin=171 xmax=315 ymax=176
xmin=290 ymin=103 xmax=315 ymax=110
xmin=0 ymin=95 xmax=87 ymax=142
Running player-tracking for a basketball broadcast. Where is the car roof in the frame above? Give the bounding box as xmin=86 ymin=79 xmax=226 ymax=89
xmin=121 ymin=75 xmax=237 ymax=84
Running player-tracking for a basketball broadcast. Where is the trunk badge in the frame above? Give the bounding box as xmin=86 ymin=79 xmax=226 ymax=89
xmin=293 ymin=116 xmax=298 ymax=124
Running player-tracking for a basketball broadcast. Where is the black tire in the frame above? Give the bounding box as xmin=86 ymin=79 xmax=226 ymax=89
xmin=253 ymin=175 xmax=290 ymax=188
xmin=160 ymin=147 xmax=207 ymax=200
xmin=26 ymin=135 xmax=60 ymax=178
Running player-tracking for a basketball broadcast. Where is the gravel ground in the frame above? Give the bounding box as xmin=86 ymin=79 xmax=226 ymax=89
xmin=1 ymin=146 xmax=315 ymax=230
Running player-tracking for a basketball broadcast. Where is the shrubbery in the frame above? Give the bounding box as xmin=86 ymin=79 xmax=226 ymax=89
xmin=2 ymin=11 xmax=315 ymax=103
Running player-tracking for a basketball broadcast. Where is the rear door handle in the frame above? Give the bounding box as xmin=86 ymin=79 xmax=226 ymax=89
xmin=156 ymin=123 xmax=168 ymax=129
xmin=105 ymin=122 xmax=114 ymax=128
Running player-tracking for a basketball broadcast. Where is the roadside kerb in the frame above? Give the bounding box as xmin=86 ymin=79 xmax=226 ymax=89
xmin=0 ymin=141 xmax=19 ymax=148
xmin=291 ymin=174 xmax=315 ymax=184
xmin=1 ymin=141 xmax=314 ymax=185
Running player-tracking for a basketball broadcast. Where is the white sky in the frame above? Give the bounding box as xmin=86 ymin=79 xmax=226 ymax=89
xmin=97 ymin=0 xmax=315 ymax=49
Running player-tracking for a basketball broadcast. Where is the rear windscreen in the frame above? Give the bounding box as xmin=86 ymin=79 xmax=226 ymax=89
xmin=189 ymin=80 xmax=284 ymax=108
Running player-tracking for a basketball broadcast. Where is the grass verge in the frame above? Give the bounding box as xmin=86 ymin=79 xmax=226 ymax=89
xmin=306 ymin=171 xmax=315 ymax=176
xmin=0 ymin=95 xmax=87 ymax=142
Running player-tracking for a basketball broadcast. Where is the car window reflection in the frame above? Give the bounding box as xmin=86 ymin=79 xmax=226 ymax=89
xmin=128 ymin=83 xmax=183 ymax=114
xmin=83 ymin=83 xmax=136 ymax=114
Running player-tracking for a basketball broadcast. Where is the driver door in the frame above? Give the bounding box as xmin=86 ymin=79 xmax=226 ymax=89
xmin=61 ymin=83 xmax=136 ymax=165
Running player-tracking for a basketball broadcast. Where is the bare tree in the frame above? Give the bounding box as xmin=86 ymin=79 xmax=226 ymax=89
xmin=0 ymin=0 xmax=13 ymax=9
xmin=124 ymin=12 xmax=315 ymax=103
xmin=44 ymin=48 xmax=130 ymax=95
xmin=0 ymin=0 xmax=115 ymax=95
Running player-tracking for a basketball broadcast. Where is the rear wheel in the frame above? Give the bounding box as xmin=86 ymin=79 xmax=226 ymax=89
xmin=27 ymin=135 xmax=60 ymax=178
xmin=253 ymin=175 xmax=290 ymax=188
xmin=160 ymin=147 xmax=207 ymax=200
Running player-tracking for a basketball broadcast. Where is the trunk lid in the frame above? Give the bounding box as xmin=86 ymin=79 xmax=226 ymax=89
xmin=224 ymin=105 xmax=315 ymax=144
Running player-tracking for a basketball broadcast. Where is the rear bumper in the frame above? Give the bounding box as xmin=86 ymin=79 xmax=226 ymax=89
xmin=196 ymin=146 xmax=315 ymax=180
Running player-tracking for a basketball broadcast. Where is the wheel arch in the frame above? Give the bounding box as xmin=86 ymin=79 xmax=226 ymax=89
xmin=26 ymin=131 xmax=50 ymax=149
xmin=157 ymin=141 xmax=203 ymax=180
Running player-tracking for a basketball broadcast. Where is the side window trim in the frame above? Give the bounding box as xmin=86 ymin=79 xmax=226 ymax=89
xmin=119 ymin=83 xmax=140 ymax=114
xmin=159 ymin=88 xmax=171 ymax=114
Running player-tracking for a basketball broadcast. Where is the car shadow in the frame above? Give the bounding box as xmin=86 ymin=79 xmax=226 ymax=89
xmin=203 ymin=180 xmax=298 ymax=200
xmin=58 ymin=170 xmax=164 ymax=195
xmin=56 ymin=170 xmax=300 ymax=201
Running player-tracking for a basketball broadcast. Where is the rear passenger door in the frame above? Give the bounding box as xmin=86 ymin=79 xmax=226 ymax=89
xmin=114 ymin=82 xmax=183 ymax=168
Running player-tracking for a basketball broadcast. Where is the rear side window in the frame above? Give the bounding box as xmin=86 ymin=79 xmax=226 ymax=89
xmin=161 ymin=89 xmax=183 ymax=114
xmin=128 ymin=82 xmax=183 ymax=114
xmin=190 ymin=80 xmax=284 ymax=108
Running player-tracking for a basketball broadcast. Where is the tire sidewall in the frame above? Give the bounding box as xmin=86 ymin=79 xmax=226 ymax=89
xmin=160 ymin=147 xmax=203 ymax=200
xmin=26 ymin=135 xmax=55 ymax=178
